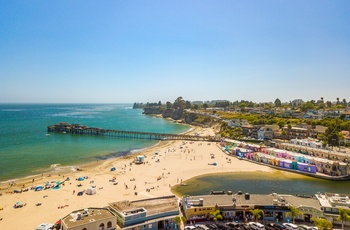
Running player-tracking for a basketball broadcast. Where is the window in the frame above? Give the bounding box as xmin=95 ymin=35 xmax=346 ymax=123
xmin=99 ymin=223 xmax=105 ymax=230
xmin=107 ymin=221 xmax=112 ymax=228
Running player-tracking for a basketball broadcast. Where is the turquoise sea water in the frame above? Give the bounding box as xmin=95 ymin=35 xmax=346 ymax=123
xmin=0 ymin=104 xmax=190 ymax=181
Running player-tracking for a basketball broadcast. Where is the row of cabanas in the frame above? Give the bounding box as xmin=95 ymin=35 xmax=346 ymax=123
xmin=289 ymin=138 xmax=323 ymax=148
xmin=231 ymin=147 xmax=348 ymax=176
xmin=223 ymin=139 xmax=349 ymax=176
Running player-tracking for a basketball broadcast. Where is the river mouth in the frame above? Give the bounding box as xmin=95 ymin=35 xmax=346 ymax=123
xmin=172 ymin=171 xmax=350 ymax=196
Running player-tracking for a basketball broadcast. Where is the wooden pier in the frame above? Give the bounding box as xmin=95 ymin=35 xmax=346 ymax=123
xmin=47 ymin=122 xmax=220 ymax=142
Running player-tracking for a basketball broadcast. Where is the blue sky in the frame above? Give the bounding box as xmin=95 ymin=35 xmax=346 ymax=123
xmin=0 ymin=0 xmax=349 ymax=104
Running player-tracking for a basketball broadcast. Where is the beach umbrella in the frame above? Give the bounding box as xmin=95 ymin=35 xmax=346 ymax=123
xmin=110 ymin=167 xmax=116 ymax=171
xmin=78 ymin=177 xmax=85 ymax=181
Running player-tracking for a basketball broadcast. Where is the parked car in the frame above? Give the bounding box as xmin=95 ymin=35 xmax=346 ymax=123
xmin=206 ymin=224 xmax=219 ymax=230
xmin=215 ymin=223 xmax=231 ymax=230
xmin=283 ymin=223 xmax=298 ymax=230
xmin=273 ymin=224 xmax=286 ymax=230
xmin=248 ymin=222 xmax=265 ymax=230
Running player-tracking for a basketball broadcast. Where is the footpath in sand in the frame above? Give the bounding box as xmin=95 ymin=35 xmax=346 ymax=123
xmin=0 ymin=127 xmax=273 ymax=230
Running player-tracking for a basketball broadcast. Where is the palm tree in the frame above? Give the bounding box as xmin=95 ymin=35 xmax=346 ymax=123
xmin=311 ymin=217 xmax=332 ymax=230
xmin=173 ymin=216 xmax=186 ymax=229
xmin=209 ymin=210 xmax=223 ymax=221
xmin=287 ymin=124 xmax=292 ymax=140
xmin=250 ymin=209 xmax=264 ymax=222
xmin=337 ymin=208 xmax=350 ymax=229
xmin=281 ymin=130 xmax=287 ymax=142
xmin=286 ymin=206 xmax=302 ymax=224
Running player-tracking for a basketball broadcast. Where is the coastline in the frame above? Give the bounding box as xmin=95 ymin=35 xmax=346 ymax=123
xmin=0 ymin=119 xmax=192 ymax=187
xmin=0 ymin=125 xmax=276 ymax=229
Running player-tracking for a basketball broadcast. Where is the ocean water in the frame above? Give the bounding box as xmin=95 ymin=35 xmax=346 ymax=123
xmin=0 ymin=104 xmax=190 ymax=181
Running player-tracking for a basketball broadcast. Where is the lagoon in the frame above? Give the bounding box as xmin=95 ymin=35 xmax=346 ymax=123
xmin=172 ymin=171 xmax=350 ymax=196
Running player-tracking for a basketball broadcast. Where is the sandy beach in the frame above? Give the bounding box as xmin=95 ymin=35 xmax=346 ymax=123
xmin=0 ymin=126 xmax=274 ymax=230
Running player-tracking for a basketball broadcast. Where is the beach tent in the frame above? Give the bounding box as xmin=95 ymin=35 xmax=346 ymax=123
xmin=77 ymin=191 xmax=84 ymax=196
xmin=110 ymin=167 xmax=116 ymax=171
xmin=35 ymin=185 xmax=43 ymax=191
xmin=85 ymin=187 xmax=96 ymax=195
xmin=77 ymin=177 xmax=85 ymax=181
xmin=213 ymin=162 xmax=217 ymax=166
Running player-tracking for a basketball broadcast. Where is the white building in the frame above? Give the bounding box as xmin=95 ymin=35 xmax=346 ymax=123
xmin=60 ymin=207 xmax=116 ymax=230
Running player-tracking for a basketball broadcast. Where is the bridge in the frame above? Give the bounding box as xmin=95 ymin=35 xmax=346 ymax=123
xmin=47 ymin=122 xmax=221 ymax=142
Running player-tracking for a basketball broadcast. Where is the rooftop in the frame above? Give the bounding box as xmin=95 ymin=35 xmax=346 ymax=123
xmin=109 ymin=195 xmax=179 ymax=216
xmin=61 ymin=208 xmax=114 ymax=228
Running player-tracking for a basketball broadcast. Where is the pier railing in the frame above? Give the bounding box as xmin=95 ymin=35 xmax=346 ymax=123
xmin=47 ymin=123 xmax=220 ymax=142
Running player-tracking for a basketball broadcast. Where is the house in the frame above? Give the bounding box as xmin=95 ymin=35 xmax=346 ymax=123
xmin=257 ymin=125 xmax=279 ymax=140
xmin=340 ymin=131 xmax=350 ymax=144
xmin=60 ymin=207 xmax=116 ymax=230
xmin=226 ymin=119 xmax=249 ymax=128
xmin=309 ymin=125 xmax=327 ymax=139
xmin=282 ymin=126 xmax=309 ymax=140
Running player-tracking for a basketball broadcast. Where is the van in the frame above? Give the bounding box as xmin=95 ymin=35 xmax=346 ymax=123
xmin=249 ymin=222 xmax=265 ymax=230
xmin=283 ymin=223 xmax=298 ymax=230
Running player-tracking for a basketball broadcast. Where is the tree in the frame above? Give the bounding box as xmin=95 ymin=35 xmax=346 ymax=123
xmin=173 ymin=97 xmax=186 ymax=110
xmin=239 ymin=102 xmax=247 ymax=111
xmin=343 ymin=99 xmax=347 ymax=108
xmin=274 ymin=98 xmax=282 ymax=107
xmin=173 ymin=216 xmax=186 ymax=229
xmin=286 ymin=206 xmax=302 ymax=224
xmin=300 ymin=101 xmax=315 ymax=112
xmin=203 ymin=103 xmax=208 ymax=110
xmin=312 ymin=217 xmax=332 ymax=230
xmin=287 ymin=124 xmax=292 ymax=140
xmin=336 ymin=97 xmax=340 ymax=105
xmin=337 ymin=208 xmax=350 ymax=229
xmin=166 ymin=101 xmax=173 ymax=109
xmin=209 ymin=210 xmax=223 ymax=221
xmin=250 ymin=209 xmax=264 ymax=222
xmin=281 ymin=130 xmax=287 ymax=142
xmin=185 ymin=101 xmax=192 ymax=109
xmin=326 ymin=101 xmax=332 ymax=108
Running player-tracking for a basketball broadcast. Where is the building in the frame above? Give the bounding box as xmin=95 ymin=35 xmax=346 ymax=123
xmin=109 ymin=195 xmax=180 ymax=230
xmin=316 ymin=192 xmax=350 ymax=226
xmin=257 ymin=125 xmax=279 ymax=140
xmin=282 ymin=126 xmax=309 ymax=140
xmin=60 ymin=207 xmax=116 ymax=230
xmin=181 ymin=193 xmax=323 ymax=224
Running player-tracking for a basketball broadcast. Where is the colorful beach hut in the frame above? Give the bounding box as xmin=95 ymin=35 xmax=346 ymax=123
xmin=297 ymin=162 xmax=316 ymax=173
xmin=281 ymin=160 xmax=293 ymax=169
